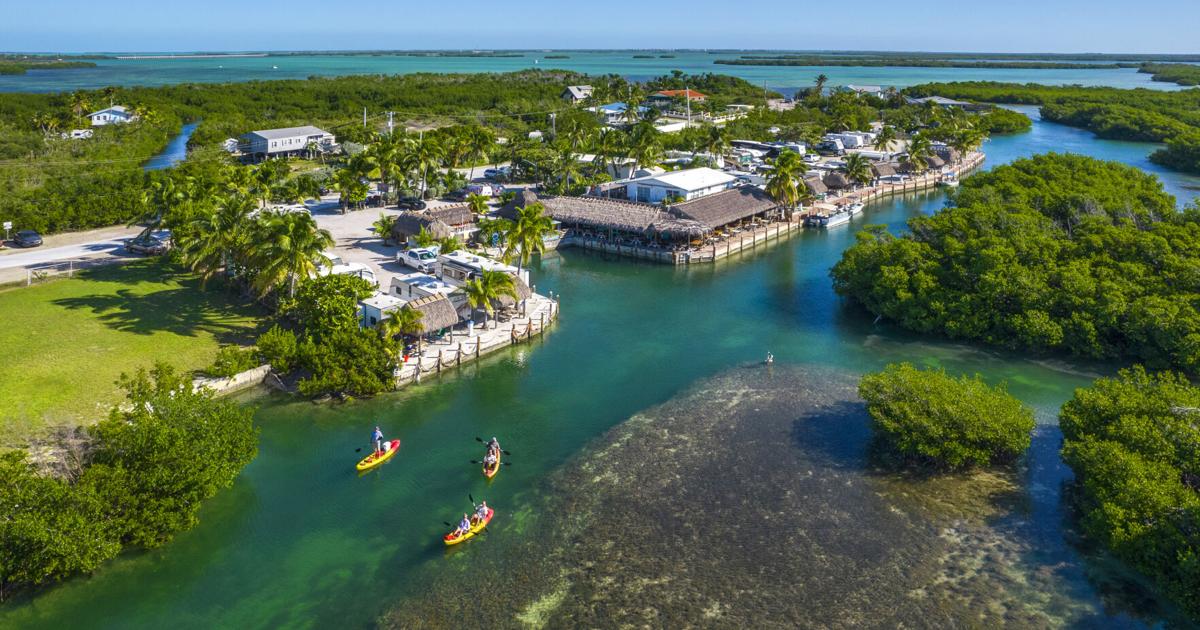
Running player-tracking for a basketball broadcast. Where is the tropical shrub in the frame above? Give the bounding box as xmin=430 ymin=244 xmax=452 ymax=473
xmin=858 ymin=363 xmax=1035 ymax=470
xmin=206 ymin=345 xmax=260 ymax=377
xmin=256 ymin=325 xmax=298 ymax=372
xmin=832 ymin=154 xmax=1200 ymax=373
xmin=297 ymin=329 xmax=396 ymax=398
xmin=282 ymin=274 xmax=374 ymax=340
xmin=1059 ymin=366 xmax=1200 ymax=617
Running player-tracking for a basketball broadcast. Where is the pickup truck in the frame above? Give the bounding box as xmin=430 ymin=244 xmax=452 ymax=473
xmin=397 ymin=247 xmax=439 ymax=274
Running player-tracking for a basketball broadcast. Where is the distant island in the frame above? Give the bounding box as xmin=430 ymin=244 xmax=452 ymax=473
xmin=715 ymin=56 xmax=1137 ymax=70
xmin=0 ymin=55 xmax=97 ymax=75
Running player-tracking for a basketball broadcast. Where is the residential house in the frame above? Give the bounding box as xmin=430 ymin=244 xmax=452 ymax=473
xmin=239 ymin=125 xmax=336 ymax=161
xmin=361 ymin=293 xmax=406 ymax=328
xmin=623 ymin=167 xmax=736 ymax=203
xmin=844 ymin=85 xmax=884 ymax=96
xmin=561 ymin=85 xmax=594 ymax=103
xmin=89 ymin=105 xmax=135 ymax=126
xmin=647 ymin=89 xmax=707 ymax=107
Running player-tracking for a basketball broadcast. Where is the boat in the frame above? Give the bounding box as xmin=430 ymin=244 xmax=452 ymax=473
xmin=356 ymin=439 xmax=401 ymax=472
xmin=847 ymin=202 xmax=865 ymax=216
xmin=939 ymin=172 xmax=960 ymax=187
xmin=810 ymin=210 xmax=851 ymax=228
xmin=443 ymin=508 xmax=495 ymax=546
xmin=483 ymin=450 xmax=501 ymax=479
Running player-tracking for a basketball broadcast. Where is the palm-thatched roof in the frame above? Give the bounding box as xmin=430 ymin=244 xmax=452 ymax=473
xmin=406 ymin=294 xmax=459 ymax=331
xmin=494 ymin=274 xmax=533 ymax=309
xmin=823 ymin=172 xmax=851 ymax=189
xmin=668 ymin=187 xmax=778 ymax=229
xmin=391 ymin=212 xmax=451 ymax=241
xmin=429 ymin=204 xmax=474 ymax=227
xmin=804 ymin=176 xmax=828 ymax=195
xmin=926 ymin=155 xmax=946 ymax=169
xmin=507 ymin=191 xmax=705 ymax=239
xmin=935 ymin=147 xmax=961 ymax=163
xmin=871 ymin=162 xmax=898 ymax=178
xmin=496 ymin=189 xmax=540 ymax=220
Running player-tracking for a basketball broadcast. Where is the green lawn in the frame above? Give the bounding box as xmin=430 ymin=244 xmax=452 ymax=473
xmin=0 ymin=260 xmax=264 ymax=444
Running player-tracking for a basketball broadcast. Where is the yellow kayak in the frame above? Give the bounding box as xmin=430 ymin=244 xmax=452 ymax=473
xmin=483 ymin=450 xmax=501 ymax=479
xmin=356 ymin=439 xmax=401 ymax=472
xmin=444 ymin=508 xmax=494 ymax=546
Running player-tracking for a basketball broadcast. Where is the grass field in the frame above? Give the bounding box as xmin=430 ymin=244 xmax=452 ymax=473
xmin=0 ymin=260 xmax=265 ymax=444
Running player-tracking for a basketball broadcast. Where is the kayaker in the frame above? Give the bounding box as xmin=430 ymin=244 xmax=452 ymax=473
xmin=474 ymin=500 xmax=489 ymax=522
xmin=456 ymin=513 xmax=471 ymax=536
xmin=487 ymin=437 xmax=500 ymax=457
xmin=372 ymin=426 xmax=384 ymax=454
xmin=483 ymin=450 xmax=498 ymax=468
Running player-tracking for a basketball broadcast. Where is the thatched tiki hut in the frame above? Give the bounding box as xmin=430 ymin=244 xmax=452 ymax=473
xmin=406 ymin=294 xmax=460 ymax=339
xmin=823 ymin=172 xmax=851 ymax=190
xmin=925 ymin=155 xmax=947 ymax=170
xmin=804 ymin=176 xmax=828 ymax=198
xmin=870 ymin=162 xmax=899 ymax=180
xmin=493 ymin=274 xmax=534 ymax=315
xmin=669 ymin=187 xmax=782 ymax=228
xmin=391 ymin=212 xmax=451 ymax=245
xmin=428 ymin=204 xmax=475 ymax=230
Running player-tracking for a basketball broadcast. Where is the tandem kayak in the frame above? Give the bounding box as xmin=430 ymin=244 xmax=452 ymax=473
xmin=444 ymin=508 xmax=494 ymax=546
xmin=356 ymin=439 xmax=401 ymax=472
xmin=483 ymin=450 xmax=501 ymax=479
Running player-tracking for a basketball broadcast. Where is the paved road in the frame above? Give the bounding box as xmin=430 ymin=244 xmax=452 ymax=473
xmin=0 ymin=230 xmax=169 ymax=284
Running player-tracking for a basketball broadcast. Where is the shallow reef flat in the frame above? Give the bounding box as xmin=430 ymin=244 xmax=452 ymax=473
xmin=383 ymin=365 xmax=1113 ymax=628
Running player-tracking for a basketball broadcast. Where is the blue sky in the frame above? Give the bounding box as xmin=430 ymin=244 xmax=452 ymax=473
xmin=3 ymin=0 xmax=1197 ymax=53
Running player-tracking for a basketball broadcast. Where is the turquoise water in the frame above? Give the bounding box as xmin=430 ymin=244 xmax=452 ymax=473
xmin=0 ymin=50 xmax=1188 ymax=93
xmin=1 ymin=114 xmax=1198 ymax=627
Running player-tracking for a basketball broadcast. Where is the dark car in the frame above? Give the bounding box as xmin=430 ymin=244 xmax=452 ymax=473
xmin=11 ymin=230 xmax=43 ymax=248
xmin=125 ymin=235 xmax=169 ymax=256
xmin=396 ymin=196 xmax=427 ymax=211
xmin=445 ymin=189 xmax=469 ymax=202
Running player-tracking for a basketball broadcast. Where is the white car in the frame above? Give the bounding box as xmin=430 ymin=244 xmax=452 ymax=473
xmin=398 ymin=247 xmax=439 ymax=273
xmin=482 ymin=166 xmax=511 ymax=181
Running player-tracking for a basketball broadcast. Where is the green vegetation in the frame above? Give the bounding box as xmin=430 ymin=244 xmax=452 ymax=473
xmin=205 ymin=345 xmax=260 ymax=377
xmin=716 ymin=57 xmax=1134 ymax=70
xmin=0 ymin=259 xmax=262 ymax=443
xmin=832 ymin=153 xmax=1200 ymax=372
xmin=0 ymin=61 xmax=95 ymax=75
xmin=1139 ymin=63 xmax=1200 ymax=86
xmin=904 ymin=81 xmax=1200 ymax=173
xmin=859 ymin=363 xmax=1035 ymax=470
xmin=0 ymin=363 xmax=257 ymax=601
xmin=1059 ymin=366 xmax=1200 ymax=617
xmin=975 ymin=107 xmax=1033 ymax=134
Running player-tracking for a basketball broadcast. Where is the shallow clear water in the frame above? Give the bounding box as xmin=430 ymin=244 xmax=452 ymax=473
xmin=143 ymin=121 xmax=198 ymax=171
xmin=0 ymin=51 xmax=1189 ymax=93
xmin=1 ymin=113 xmax=1198 ymax=628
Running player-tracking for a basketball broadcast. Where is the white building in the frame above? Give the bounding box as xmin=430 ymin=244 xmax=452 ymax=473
xmin=389 ymin=272 xmax=458 ymax=302
xmin=89 ymin=105 xmax=135 ymax=126
xmin=561 ymin=85 xmax=594 ymax=103
xmin=845 ymin=85 xmax=884 ymax=96
xmin=361 ymin=293 xmax=405 ymax=328
xmin=239 ymin=125 xmax=336 ymax=161
xmin=624 ymin=167 xmax=736 ymax=203
xmin=438 ymin=251 xmax=526 ymax=286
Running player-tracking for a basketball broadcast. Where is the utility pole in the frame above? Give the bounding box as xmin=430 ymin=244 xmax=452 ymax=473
xmin=685 ymin=85 xmax=691 ymax=127
xmin=387 ymin=111 xmax=394 ymax=134
xmin=550 ymin=112 xmax=556 ymax=138
xmin=363 ymin=107 xmax=367 ymax=128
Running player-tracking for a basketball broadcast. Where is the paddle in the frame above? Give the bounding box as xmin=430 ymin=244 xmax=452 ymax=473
xmin=474 ymin=436 xmax=512 ymax=456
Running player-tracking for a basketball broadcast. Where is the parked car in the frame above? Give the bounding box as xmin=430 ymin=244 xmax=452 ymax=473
xmin=11 ymin=230 xmax=42 ymax=248
xmin=483 ymin=166 xmax=511 ymax=181
xmin=396 ymin=196 xmax=427 ymax=211
xmin=398 ymin=247 xmax=439 ymax=273
xmin=445 ymin=188 xmax=469 ymax=202
xmin=124 ymin=235 xmax=169 ymax=256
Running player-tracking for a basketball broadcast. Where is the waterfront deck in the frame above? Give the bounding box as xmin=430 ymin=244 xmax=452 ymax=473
xmin=559 ymin=151 xmax=985 ymax=265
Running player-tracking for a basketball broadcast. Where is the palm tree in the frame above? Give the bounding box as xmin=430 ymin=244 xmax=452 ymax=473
xmin=625 ymin=122 xmax=663 ymax=177
xmin=950 ymin=127 xmax=985 ymax=160
xmin=503 ymin=202 xmax=555 ymax=270
xmin=249 ymin=211 xmax=334 ymax=299
xmin=68 ymin=91 xmax=90 ymax=128
xmin=841 ymin=153 xmax=873 ymax=188
xmin=373 ymin=214 xmax=397 ymax=246
xmin=700 ymin=124 xmax=729 ymax=165
xmin=476 ymin=217 xmax=512 ymax=250
xmin=137 ymin=170 xmax=195 ymax=230
xmin=465 ymin=126 xmax=495 ymax=180
xmin=811 ymin=74 xmax=829 ymax=101
xmin=873 ymin=125 xmax=898 ymax=153
xmin=366 ymin=131 xmax=410 ymax=203
xmin=413 ymin=226 xmax=437 ymax=249
xmin=906 ymin=133 xmax=935 ymax=173
xmin=177 ymin=194 xmax=256 ymax=287
xmin=466 ymin=193 xmax=489 ymax=215
xmin=438 ymin=235 xmax=465 ymax=255
xmin=623 ymin=86 xmax=645 ymax=125
xmin=379 ymin=306 xmax=424 ymax=357
xmin=331 ymin=168 xmax=368 ymax=213
xmin=766 ymin=151 xmax=804 ymax=214
xmin=463 ymin=269 xmax=518 ymax=330
xmin=546 ymin=144 xmax=581 ymax=194
xmin=251 ymin=159 xmax=289 ymax=209
xmin=406 ymin=134 xmax=444 ymax=198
